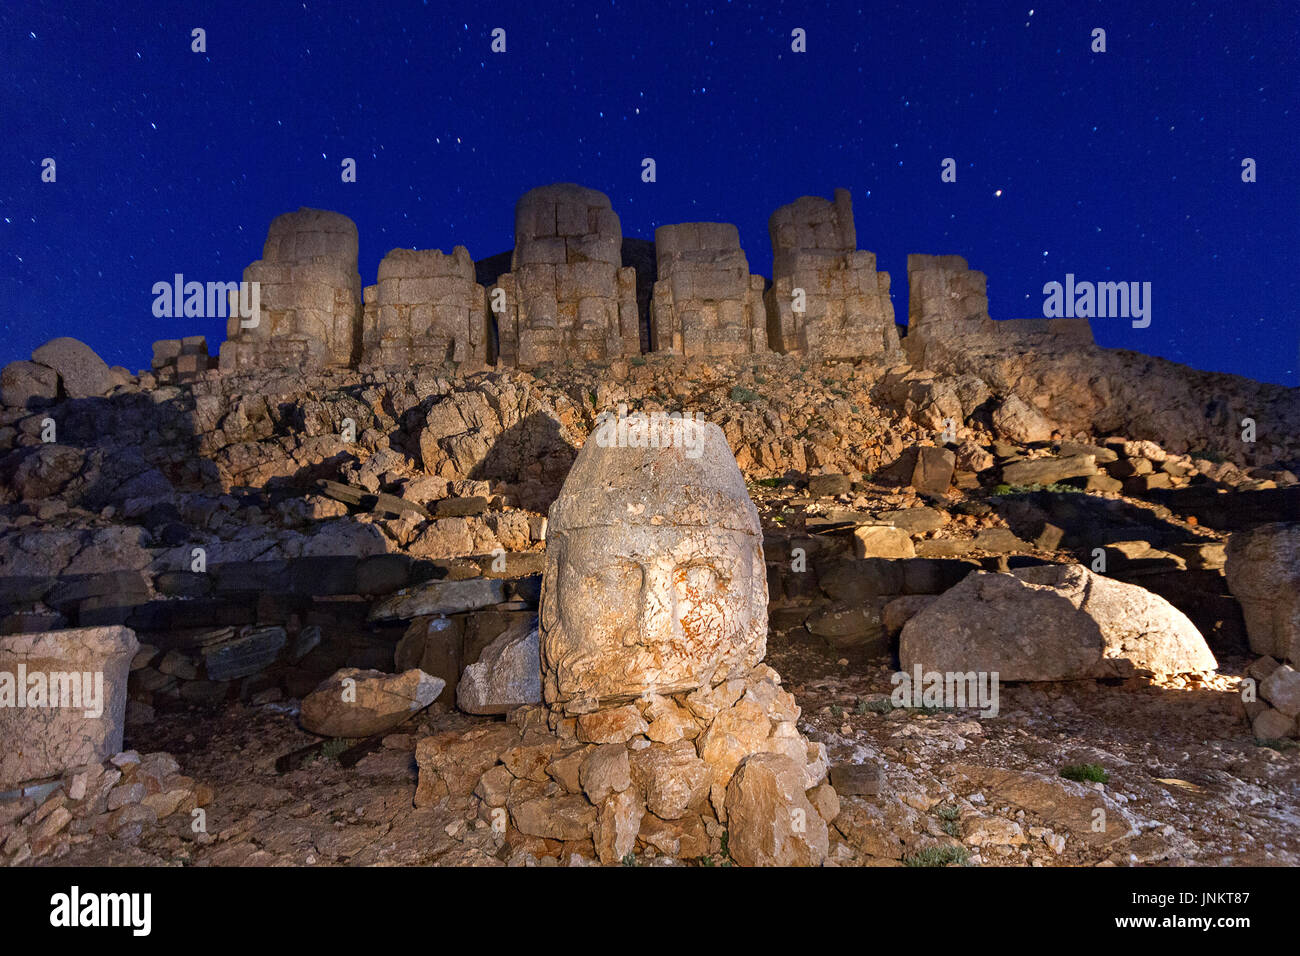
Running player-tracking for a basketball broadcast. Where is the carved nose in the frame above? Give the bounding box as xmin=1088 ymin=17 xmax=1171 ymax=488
xmin=635 ymin=564 xmax=675 ymax=646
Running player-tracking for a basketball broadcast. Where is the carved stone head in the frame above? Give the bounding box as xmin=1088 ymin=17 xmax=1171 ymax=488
xmin=540 ymin=418 xmax=767 ymax=712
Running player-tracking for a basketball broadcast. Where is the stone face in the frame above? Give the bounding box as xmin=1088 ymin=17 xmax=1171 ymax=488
xmin=724 ymin=752 xmax=828 ymax=867
xmin=1 ymin=360 xmax=60 ymax=407
xmin=541 ymin=421 xmax=767 ymax=709
xmin=900 ymin=564 xmax=1218 ymax=680
xmin=492 ymin=184 xmax=639 ymax=367
xmin=30 ymin=338 xmax=114 ymax=398
xmin=219 ymin=207 xmax=363 ymax=372
xmin=650 ymin=222 xmax=767 ymax=358
xmin=457 ymin=616 xmax=542 ymax=715
xmin=299 ymin=667 xmax=444 ymax=737
xmin=362 ymin=246 xmax=488 ymax=367
xmin=0 ymin=626 xmax=138 ymax=789
xmin=1225 ymin=523 xmax=1300 ymax=660
xmin=765 ymin=189 xmax=899 ymax=358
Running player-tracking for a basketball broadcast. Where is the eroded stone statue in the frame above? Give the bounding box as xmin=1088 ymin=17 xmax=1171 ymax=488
xmin=540 ymin=419 xmax=767 ymax=710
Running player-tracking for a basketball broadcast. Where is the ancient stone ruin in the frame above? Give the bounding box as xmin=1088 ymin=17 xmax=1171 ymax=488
xmin=2 ymin=181 xmax=1299 ymax=871
xmin=411 ymin=421 xmax=835 ymax=865
xmin=649 ymin=222 xmax=767 ymax=358
xmin=765 ymin=188 xmax=899 ymax=358
xmin=219 ymin=208 xmax=364 ymax=372
xmin=490 ymin=184 xmax=641 ymax=368
xmin=361 ymin=246 xmax=489 ymax=368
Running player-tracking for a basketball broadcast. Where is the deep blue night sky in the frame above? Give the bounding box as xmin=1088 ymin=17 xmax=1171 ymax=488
xmin=4 ymin=1 xmax=1298 ymax=385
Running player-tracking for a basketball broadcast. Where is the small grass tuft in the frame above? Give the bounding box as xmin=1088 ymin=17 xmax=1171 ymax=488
xmin=904 ymin=845 xmax=971 ymax=867
xmin=1060 ymin=763 xmax=1109 ymax=784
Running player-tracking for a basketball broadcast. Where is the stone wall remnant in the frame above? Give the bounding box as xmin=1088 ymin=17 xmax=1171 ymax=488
xmin=491 ymin=184 xmax=640 ymax=367
xmin=765 ymin=188 xmax=899 ymax=358
xmin=906 ymin=254 xmax=994 ymax=336
xmin=361 ymin=246 xmax=489 ymax=367
xmin=649 ymin=222 xmax=767 ymax=358
xmin=219 ymin=208 xmax=363 ymax=372
xmin=151 ymin=336 xmax=213 ymax=384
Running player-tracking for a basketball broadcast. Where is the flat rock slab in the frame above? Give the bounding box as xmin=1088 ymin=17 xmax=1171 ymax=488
xmin=1001 ymin=454 xmax=1097 ymax=487
xmin=951 ymin=763 xmax=1141 ymax=847
xmin=830 ymin=761 xmax=885 ymax=796
xmin=368 ymin=577 xmax=507 ymax=622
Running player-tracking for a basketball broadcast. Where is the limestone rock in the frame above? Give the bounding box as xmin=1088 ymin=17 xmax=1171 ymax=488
xmin=900 ymin=564 xmax=1218 ymax=680
xmin=595 ymin=789 xmax=645 ymax=863
xmin=1001 ymin=454 xmax=1098 ymax=487
xmin=724 ymin=752 xmax=829 ymax=867
xmin=911 ymin=446 xmax=955 ymax=497
xmin=578 ymin=743 xmax=632 ymax=802
xmin=0 ymin=626 xmax=138 ymax=788
xmin=1225 ymin=523 xmax=1300 ymax=660
xmin=299 ymin=667 xmax=443 ymax=737
xmin=991 ymin=393 xmax=1055 ymax=443
xmin=368 ymin=577 xmax=506 ymax=622
xmin=628 ymin=740 xmax=710 ymax=819
xmin=951 ymin=763 xmax=1140 ymax=846
xmin=457 ymin=616 xmax=542 ymax=715
xmin=30 ymin=337 xmax=114 ymax=398
xmin=1260 ymin=664 xmax=1300 ymax=718
xmin=1 ymin=360 xmax=59 ymax=407
xmin=510 ymin=793 xmax=598 ymax=841
xmin=852 ymin=525 xmax=916 ymax=559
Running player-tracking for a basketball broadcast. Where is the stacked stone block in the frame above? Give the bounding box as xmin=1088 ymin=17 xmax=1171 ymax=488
xmin=906 ymin=254 xmax=994 ymax=337
xmin=150 ymin=336 xmax=213 ymax=384
xmin=765 ymin=188 xmax=899 ymax=358
xmin=219 ymin=208 xmax=363 ymax=372
xmin=649 ymin=222 xmax=768 ymax=358
xmin=361 ymin=246 xmax=489 ymax=367
xmin=491 ymin=184 xmax=640 ymax=367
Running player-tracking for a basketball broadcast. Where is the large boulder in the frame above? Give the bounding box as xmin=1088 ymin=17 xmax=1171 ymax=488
xmin=30 ymin=337 xmax=114 ymax=398
xmin=1225 ymin=523 xmax=1300 ymax=661
xmin=900 ymin=563 xmax=1218 ymax=680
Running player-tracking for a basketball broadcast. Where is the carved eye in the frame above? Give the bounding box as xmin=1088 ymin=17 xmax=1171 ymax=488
xmin=676 ymin=563 xmax=725 ymax=597
xmin=586 ymin=561 xmax=642 ymax=596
